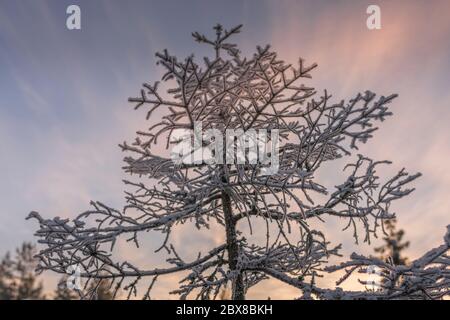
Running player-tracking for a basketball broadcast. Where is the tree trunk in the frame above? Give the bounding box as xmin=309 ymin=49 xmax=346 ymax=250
xmin=221 ymin=190 xmax=245 ymax=300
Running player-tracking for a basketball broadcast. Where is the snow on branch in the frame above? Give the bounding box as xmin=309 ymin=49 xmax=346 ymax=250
xmin=301 ymin=225 xmax=450 ymax=300
xmin=27 ymin=24 xmax=442 ymax=300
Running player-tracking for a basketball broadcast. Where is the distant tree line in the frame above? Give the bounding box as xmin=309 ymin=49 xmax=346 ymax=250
xmin=0 ymin=242 xmax=113 ymax=300
xmin=0 ymin=219 xmax=410 ymax=299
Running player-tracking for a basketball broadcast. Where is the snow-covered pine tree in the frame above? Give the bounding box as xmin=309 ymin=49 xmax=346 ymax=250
xmin=28 ymin=25 xmax=449 ymax=300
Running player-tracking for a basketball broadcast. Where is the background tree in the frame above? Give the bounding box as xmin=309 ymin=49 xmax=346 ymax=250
xmin=375 ymin=219 xmax=410 ymax=265
xmin=54 ymin=276 xmax=114 ymax=300
xmin=28 ymin=24 xmax=449 ymax=300
xmin=0 ymin=243 xmax=44 ymax=300
xmin=0 ymin=252 xmax=14 ymax=299
xmin=84 ymin=279 xmax=114 ymax=300
xmin=53 ymin=276 xmax=79 ymax=300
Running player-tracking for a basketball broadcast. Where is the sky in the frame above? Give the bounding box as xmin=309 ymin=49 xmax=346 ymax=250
xmin=0 ymin=0 xmax=449 ymax=299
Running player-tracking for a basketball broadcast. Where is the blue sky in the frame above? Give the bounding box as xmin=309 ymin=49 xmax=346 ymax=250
xmin=1 ymin=0 xmax=450 ymax=298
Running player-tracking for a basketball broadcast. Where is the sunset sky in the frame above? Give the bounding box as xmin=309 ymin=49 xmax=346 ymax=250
xmin=0 ymin=0 xmax=449 ymax=298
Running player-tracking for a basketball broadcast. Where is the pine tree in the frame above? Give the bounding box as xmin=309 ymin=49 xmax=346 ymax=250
xmin=375 ymin=219 xmax=410 ymax=265
xmin=85 ymin=279 xmax=114 ymax=300
xmin=0 ymin=243 xmax=45 ymax=300
xmin=28 ymin=24 xmax=449 ymax=300
xmin=54 ymin=274 xmax=115 ymax=300
xmin=53 ymin=277 xmax=80 ymax=300
xmin=0 ymin=252 xmax=15 ymax=300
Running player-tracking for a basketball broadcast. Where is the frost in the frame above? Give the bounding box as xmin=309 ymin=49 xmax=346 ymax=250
xmin=27 ymin=24 xmax=448 ymax=300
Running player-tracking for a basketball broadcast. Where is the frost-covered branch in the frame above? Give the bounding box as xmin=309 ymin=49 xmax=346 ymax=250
xmin=27 ymin=24 xmax=436 ymax=300
xmin=298 ymin=225 xmax=450 ymax=300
